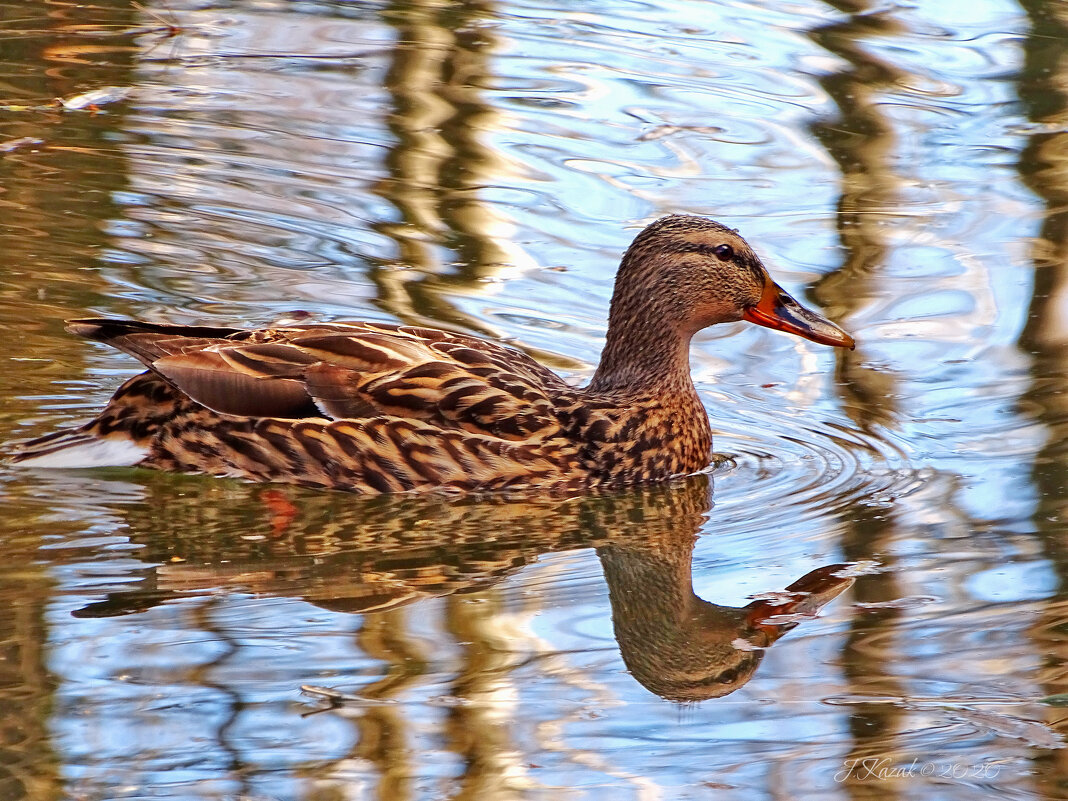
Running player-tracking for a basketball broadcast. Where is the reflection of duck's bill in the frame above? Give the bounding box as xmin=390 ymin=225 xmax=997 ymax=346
xmin=743 ymin=277 xmax=856 ymax=349
xmin=744 ymin=562 xmax=856 ymax=637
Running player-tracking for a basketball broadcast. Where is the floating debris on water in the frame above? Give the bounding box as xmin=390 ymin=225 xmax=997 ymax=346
xmin=56 ymin=86 xmax=133 ymax=111
xmin=638 ymin=124 xmax=725 ymax=141
xmin=0 ymin=137 xmax=44 ymax=154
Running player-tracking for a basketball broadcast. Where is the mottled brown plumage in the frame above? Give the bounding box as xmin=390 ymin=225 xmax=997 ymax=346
xmin=10 ymin=215 xmax=854 ymax=492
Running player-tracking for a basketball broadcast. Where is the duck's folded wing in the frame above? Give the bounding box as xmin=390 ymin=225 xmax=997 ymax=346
xmin=68 ymin=319 xmax=571 ymax=440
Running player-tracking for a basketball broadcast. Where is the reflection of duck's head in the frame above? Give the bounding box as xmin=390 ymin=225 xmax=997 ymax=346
xmin=599 ymin=539 xmax=854 ymax=703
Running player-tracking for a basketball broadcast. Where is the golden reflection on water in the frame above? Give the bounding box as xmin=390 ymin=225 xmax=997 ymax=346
xmin=369 ymin=2 xmax=535 ymax=332
xmin=807 ymin=4 xmax=906 ymax=436
xmin=0 ymin=538 xmax=57 ymax=801
xmin=804 ymin=7 xmax=913 ymax=794
xmin=1017 ymin=1 xmax=1068 ymax=793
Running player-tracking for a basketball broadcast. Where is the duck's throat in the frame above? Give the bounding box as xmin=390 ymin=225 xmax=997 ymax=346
xmin=590 ymin=325 xmax=695 ymax=394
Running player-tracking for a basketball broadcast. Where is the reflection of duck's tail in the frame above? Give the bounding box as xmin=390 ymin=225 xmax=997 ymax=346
xmin=8 ymin=373 xmax=175 ymax=468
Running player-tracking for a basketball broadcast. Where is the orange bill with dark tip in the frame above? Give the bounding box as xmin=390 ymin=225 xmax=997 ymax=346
xmin=742 ymin=277 xmax=855 ymax=349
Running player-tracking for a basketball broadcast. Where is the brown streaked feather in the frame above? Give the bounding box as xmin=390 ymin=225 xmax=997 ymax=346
xmin=145 ymin=408 xmax=584 ymax=494
xmin=214 ymin=342 xmax=320 ymax=377
xmin=290 ymin=331 xmax=432 ymax=370
xmin=302 ymin=364 xmax=379 ymax=419
xmin=62 ymin=318 xmax=574 ymax=440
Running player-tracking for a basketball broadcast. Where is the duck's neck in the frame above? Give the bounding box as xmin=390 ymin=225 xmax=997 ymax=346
xmin=590 ymin=317 xmax=696 ymax=396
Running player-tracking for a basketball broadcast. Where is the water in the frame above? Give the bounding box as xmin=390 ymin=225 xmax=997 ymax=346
xmin=0 ymin=0 xmax=1065 ymax=798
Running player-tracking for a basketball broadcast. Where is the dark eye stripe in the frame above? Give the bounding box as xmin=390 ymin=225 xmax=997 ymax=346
xmin=663 ymin=242 xmax=731 ymax=258
xmin=662 ymin=242 xmax=765 ymax=282
xmin=671 ymin=242 xmax=737 ymax=261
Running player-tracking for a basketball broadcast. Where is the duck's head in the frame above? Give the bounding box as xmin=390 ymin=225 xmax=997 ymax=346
xmin=608 ymin=215 xmax=855 ymax=349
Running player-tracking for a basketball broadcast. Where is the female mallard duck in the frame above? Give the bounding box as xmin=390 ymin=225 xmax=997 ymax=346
xmin=11 ymin=215 xmax=854 ymax=492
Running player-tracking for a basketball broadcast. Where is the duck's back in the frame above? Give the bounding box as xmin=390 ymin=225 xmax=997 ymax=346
xmin=10 ymin=319 xmax=588 ymax=492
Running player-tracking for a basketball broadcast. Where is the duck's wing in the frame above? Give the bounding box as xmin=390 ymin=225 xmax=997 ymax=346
xmin=67 ymin=319 xmax=573 ymax=441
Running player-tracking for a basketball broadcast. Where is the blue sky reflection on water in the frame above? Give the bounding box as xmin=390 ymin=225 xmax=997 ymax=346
xmin=0 ymin=0 xmax=1066 ymax=798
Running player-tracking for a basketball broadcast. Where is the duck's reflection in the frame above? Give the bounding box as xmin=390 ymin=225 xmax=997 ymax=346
xmin=601 ymin=543 xmax=851 ymax=702
xmin=71 ymin=474 xmax=852 ymax=702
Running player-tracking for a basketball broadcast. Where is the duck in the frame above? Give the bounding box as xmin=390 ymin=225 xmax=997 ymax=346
xmin=9 ymin=215 xmax=854 ymax=493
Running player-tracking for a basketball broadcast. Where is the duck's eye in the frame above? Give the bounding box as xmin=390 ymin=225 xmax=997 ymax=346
xmin=713 ymin=243 xmax=734 ymax=260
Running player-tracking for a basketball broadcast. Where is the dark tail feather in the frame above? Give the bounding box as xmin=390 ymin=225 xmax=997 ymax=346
xmin=66 ymin=318 xmax=244 ymax=370
xmin=67 ymin=318 xmax=243 ymax=343
xmin=8 ymin=424 xmax=91 ymax=462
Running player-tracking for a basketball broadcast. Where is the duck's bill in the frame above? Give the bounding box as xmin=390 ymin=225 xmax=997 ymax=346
xmin=742 ymin=279 xmax=855 ymax=349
